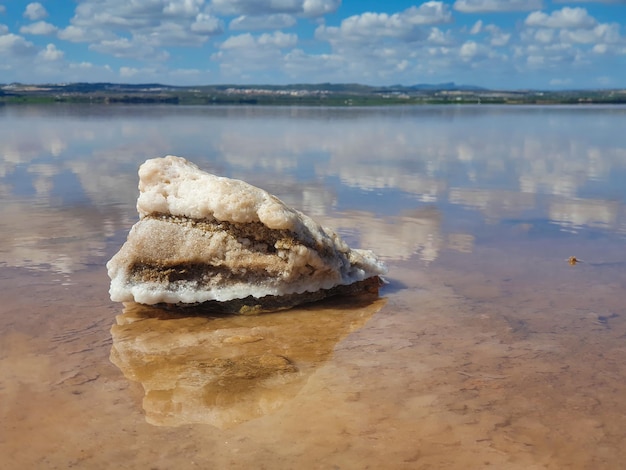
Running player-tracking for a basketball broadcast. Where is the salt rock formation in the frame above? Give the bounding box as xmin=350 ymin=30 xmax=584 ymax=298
xmin=107 ymin=156 xmax=386 ymax=311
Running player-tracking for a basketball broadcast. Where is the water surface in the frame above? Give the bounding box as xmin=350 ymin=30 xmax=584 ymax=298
xmin=2 ymin=104 xmax=626 ymax=469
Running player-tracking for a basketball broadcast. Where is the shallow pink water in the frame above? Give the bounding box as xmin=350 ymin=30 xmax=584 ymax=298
xmin=3 ymin=240 xmax=626 ymax=469
xmin=2 ymin=105 xmax=626 ymax=469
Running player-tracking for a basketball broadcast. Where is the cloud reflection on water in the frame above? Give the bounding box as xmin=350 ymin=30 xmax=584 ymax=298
xmin=1 ymin=105 xmax=626 ymax=276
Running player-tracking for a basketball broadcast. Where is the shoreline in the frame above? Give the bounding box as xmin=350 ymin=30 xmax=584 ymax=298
xmin=2 ymin=84 xmax=625 ymax=106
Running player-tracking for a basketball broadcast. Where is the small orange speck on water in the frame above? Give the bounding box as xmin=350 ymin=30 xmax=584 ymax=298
xmin=568 ymin=256 xmax=580 ymax=266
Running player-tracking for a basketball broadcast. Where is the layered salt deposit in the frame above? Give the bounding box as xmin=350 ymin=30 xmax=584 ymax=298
xmin=107 ymin=156 xmax=386 ymax=307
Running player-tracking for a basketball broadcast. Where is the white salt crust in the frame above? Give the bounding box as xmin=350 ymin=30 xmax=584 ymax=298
xmin=137 ymin=155 xmax=299 ymax=230
xmin=107 ymin=156 xmax=386 ymax=305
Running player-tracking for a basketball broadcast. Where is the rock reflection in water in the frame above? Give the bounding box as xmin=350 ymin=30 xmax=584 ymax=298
xmin=110 ymin=295 xmax=385 ymax=429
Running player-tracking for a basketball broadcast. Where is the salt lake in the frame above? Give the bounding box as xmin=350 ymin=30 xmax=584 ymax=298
xmin=2 ymin=104 xmax=626 ymax=469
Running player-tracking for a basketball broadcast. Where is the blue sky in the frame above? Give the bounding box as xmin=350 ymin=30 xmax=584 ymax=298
xmin=0 ymin=0 xmax=624 ymax=89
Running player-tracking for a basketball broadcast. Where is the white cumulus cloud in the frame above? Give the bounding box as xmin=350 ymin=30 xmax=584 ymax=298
xmin=459 ymin=40 xmax=479 ymax=60
xmin=559 ymin=23 xmax=621 ymax=44
xmin=38 ymin=43 xmax=64 ymax=61
xmin=229 ymin=14 xmax=297 ymax=31
xmin=454 ymin=0 xmax=543 ymax=13
xmin=90 ymin=37 xmax=170 ymax=60
xmin=525 ymin=7 xmax=597 ymax=29
xmin=220 ymin=33 xmax=256 ymax=50
xmin=220 ymin=31 xmax=296 ymax=50
xmin=592 ymin=43 xmax=607 ymax=54
xmin=533 ymin=28 xmax=555 ymax=43
xmin=514 ymin=3 xmax=625 ymax=78
xmin=163 ymin=0 xmax=204 ymax=17
xmin=302 ymin=0 xmax=341 ymax=17
xmin=210 ymin=0 xmax=340 ymax=17
xmin=1 ymin=0 xmax=624 ymax=88
xmin=0 ymin=33 xmax=36 ymax=56
xmin=60 ymin=0 xmax=227 ymax=51
xmin=24 ymin=2 xmax=47 ymax=21
xmin=316 ymin=3 xmax=451 ymax=44
xmin=20 ymin=21 xmax=58 ymax=35
xmin=214 ymin=30 xmax=299 ymax=81
xmin=190 ymin=13 xmax=224 ymax=35
xmin=485 ymin=24 xmax=511 ymax=46
xmin=259 ymin=31 xmax=297 ymax=47
xmin=120 ymin=66 xmax=140 ymax=77
xmin=57 ymin=25 xmax=101 ymax=43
